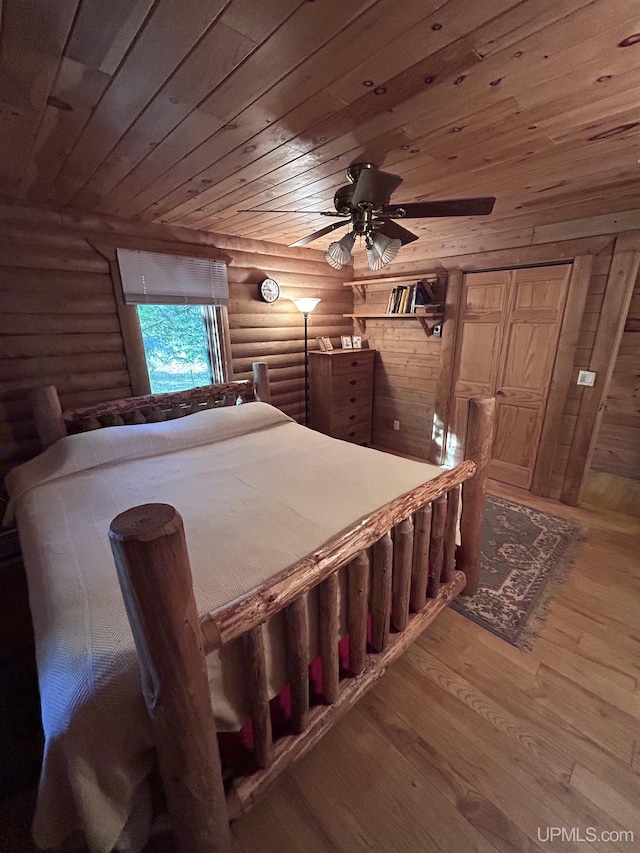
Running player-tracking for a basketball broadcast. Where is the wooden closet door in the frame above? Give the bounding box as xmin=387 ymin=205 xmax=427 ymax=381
xmin=448 ymin=270 xmax=509 ymax=464
xmin=489 ymin=264 xmax=571 ymax=488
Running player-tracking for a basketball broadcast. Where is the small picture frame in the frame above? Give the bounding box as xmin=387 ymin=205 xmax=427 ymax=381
xmin=351 ymin=335 xmax=362 ymax=349
xmin=316 ymin=335 xmax=327 ymax=351
xmin=341 ymin=335 xmax=353 ymax=349
xmin=321 ymin=336 xmax=333 ymax=351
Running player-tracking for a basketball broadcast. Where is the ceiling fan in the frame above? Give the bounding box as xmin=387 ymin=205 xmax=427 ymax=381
xmin=239 ymin=163 xmax=495 ymax=271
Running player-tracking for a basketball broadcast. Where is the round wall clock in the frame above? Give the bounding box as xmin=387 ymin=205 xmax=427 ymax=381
xmin=259 ymin=278 xmax=280 ymax=303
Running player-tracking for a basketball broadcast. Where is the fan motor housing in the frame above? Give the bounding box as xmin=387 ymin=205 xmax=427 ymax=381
xmin=334 ymin=184 xmax=355 ymax=215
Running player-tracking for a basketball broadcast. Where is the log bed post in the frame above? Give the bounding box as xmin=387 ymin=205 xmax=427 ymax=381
xmin=30 ymin=385 xmax=67 ymax=449
xmin=252 ymin=361 xmax=271 ymax=404
xmin=109 ymin=504 xmax=232 ymax=853
xmin=458 ymin=397 xmax=496 ymax=596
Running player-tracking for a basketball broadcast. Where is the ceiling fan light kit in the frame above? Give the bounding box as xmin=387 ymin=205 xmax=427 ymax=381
xmin=239 ymin=163 xmax=495 ymax=270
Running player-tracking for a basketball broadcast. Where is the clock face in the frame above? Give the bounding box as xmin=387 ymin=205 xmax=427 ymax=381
xmin=259 ymin=278 xmax=280 ymax=303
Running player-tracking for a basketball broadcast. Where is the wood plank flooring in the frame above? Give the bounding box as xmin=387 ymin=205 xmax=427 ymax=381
xmin=231 ymin=482 xmax=640 ymax=853
xmin=1 ymin=483 xmax=638 ymax=852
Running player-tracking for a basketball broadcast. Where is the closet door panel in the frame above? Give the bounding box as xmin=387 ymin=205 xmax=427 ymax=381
xmin=490 ymin=403 xmax=540 ymax=489
xmin=448 ymin=271 xmax=508 ymax=463
xmin=488 ymin=264 xmax=571 ymax=488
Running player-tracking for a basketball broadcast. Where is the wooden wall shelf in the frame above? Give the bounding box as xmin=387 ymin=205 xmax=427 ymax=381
xmin=343 ymin=273 xmax=444 ymax=336
xmin=343 ymin=313 xmax=443 ymax=336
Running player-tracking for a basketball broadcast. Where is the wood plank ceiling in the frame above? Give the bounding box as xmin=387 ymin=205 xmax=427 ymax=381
xmin=2 ymin=0 xmax=640 ymax=263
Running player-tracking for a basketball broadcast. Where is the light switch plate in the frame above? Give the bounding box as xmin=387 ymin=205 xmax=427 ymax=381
xmin=577 ymin=370 xmax=596 ymax=386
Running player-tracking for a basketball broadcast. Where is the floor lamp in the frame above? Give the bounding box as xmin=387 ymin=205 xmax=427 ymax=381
xmin=292 ymin=297 xmax=321 ymax=426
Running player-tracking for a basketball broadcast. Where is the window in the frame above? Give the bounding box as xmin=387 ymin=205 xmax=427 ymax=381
xmin=117 ymin=248 xmax=230 ymax=394
xmin=137 ymin=304 xmax=227 ymax=394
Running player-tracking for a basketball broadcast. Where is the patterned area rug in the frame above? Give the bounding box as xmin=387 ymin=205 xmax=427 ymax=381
xmin=452 ymin=495 xmax=586 ymax=649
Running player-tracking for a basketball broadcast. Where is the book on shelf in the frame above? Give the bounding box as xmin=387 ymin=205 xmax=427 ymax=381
xmin=408 ymin=284 xmax=418 ymax=314
xmin=385 ymin=287 xmax=397 ymax=313
xmin=385 ymin=279 xmax=441 ymax=314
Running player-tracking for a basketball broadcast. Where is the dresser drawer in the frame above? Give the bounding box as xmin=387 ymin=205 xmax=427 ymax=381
xmin=331 ymin=354 xmax=375 ymax=376
xmin=330 ymin=405 xmax=371 ymax=431
xmin=331 ymin=385 xmax=372 ymax=412
xmin=332 ymin=422 xmax=371 ymax=445
xmin=332 ymin=373 xmax=372 ymax=397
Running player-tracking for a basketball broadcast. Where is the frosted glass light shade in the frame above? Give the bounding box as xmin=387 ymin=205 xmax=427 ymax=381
xmin=372 ymin=232 xmax=401 ymax=263
xmin=325 ymin=232 xmax=355 ymax=269
xmin=325 ymin=253 xmax=344 ymax=270
xmin=366 ymin=249 xmax=385 ymax=271
xmin=292 ymin=297 xmax=321 ymax=314
xmin=366 ymin=231 xmax=402 ymax=270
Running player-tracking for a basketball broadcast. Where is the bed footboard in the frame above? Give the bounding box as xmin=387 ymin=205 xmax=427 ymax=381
xmin=108 ymin=397 xmax=494 ymax=853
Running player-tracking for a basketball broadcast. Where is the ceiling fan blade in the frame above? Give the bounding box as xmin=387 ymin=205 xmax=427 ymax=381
xmin=288 ymin=219 xmax=351 ymax=247
xmin=237 ymin=208 xmax=342 ymax=216
xmin=351 ymin=167 xmax=404 ymax=208
xmin=373 ymin=219 xmax=419 ymax=245
xmin=383 ymin=197 xmax=496 ymax=218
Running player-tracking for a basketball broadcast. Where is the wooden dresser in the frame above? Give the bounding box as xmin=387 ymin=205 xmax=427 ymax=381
xmin=309 ymin=349 xmax=375 ymax=445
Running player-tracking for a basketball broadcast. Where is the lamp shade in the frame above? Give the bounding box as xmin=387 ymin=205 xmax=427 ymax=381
xmin=366 ymin=231 xmax=402 ymax=271
xmin=292 ymin=297 xmax=321 ymax=314
xmin=325 ymin=232 xmax=355 ymax=269
xmin=366 ymin=248 xmax=385 ymax=271
xmin=325 ymin=253 xmax=344 ymax=270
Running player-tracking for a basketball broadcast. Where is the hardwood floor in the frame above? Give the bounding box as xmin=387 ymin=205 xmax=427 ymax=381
xmin=232 ymin=482 xmax=640 ymax=853
xmin=1 ymin=484 xmax=638 ymax=852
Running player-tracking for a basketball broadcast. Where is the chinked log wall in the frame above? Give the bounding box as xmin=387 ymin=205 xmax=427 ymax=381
xmin=0 ymin=200 xmax=352 ymax=485
xmin=352 ymin=212 xmax=640 ymax=510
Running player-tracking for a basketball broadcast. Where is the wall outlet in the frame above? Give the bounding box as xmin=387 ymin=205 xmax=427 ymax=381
xmin=577 ymin=370 xmax=596 ymax=387
xmin=432 ymin=324 xmax=442 ymax=338
xmin=393 ymin=420 xmax=400 ymax=431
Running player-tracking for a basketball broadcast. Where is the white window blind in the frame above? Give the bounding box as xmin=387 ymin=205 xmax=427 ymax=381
xmin=117 ymin=248 xmax=229 ymax=306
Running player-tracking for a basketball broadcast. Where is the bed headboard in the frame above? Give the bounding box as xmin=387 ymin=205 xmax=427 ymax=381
xmin=30 ymin=362 xmax=270 ymax=451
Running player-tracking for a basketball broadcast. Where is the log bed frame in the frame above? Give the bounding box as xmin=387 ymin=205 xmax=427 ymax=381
xmin=30 ymin=361 xmax=495 ymax=853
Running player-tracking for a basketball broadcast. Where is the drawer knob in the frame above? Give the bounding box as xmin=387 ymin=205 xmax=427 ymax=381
xmin=348 ymin=431 xmax=355 ymax=437
xmin=349 ymin=379 xmax=356 ymax=385
xmin=349 ymin=414 xmax=356 ymax=421
xmin=349 ymin=397 xmax=356 ymax=403
xmin=351 ymin=360 xmax=359 ymax=367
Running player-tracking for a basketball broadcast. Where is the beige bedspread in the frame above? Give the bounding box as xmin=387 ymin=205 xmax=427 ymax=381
xmin=5 ymin=403 xmax=446 ymax=853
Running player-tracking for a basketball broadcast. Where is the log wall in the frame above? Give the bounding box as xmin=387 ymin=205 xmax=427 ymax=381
xmin=0 ymin=200 xmax=351 ymax=486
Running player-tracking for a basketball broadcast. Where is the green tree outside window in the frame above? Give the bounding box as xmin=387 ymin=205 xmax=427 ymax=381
xmin=137 ymin=304 xmax=213 ymax=393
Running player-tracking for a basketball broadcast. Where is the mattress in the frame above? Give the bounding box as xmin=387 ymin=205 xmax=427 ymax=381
xmin=5 ymin=402 xmax=446 ymax=852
